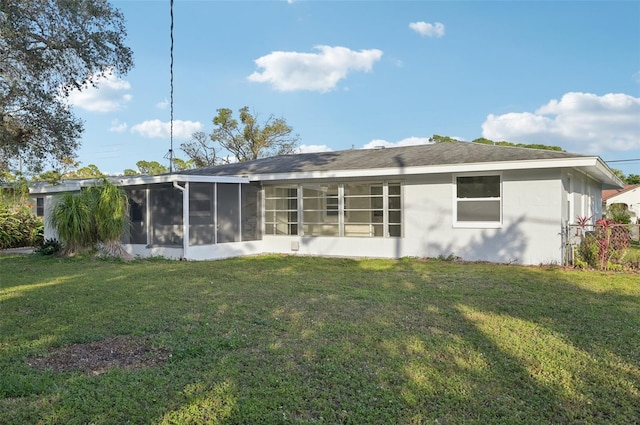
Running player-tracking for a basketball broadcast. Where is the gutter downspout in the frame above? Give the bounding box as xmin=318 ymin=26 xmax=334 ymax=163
xmin=173 ymin=181 xmax=189 ymax=259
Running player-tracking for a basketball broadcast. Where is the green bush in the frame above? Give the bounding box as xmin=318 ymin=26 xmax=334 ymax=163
xmin=34 ymin=238 xmax=62 ymax=256
xmin=0 ymin=203 xmax=43 ymax=249
xmin=608 ymin=204 xmax=631 ymax=224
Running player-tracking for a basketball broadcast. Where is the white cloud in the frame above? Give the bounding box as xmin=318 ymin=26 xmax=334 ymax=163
xmin=409 ymin=21 xmax=445 ymax=38
xmin=296 ymin=144 xmax=333 ymax=153
xmin=482 ymin=92 xmax=640 ymax=153
xmin=248 ymin=45 xmax=383 ymax=92
xmin=156 ymin=98 xmax=169 ymax=110
xmin=130 ymin=119 xmax=204 ymax=139
xmin=66 ymin=72 xmax=132 ymax=112
xmin=362 ymin=137 xmax=433 ymax=150
xmin=109 ymin=119 xmax=128 ymax=133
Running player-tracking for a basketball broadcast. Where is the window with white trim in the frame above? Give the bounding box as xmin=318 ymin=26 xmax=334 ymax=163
xmin=36 ymin=197 xmax=45 ymax=217
xmin=344 ymin=183 xmax=382 ymax=237
xmin=454 ymin=175 xmax=501 ymax=226
xmin=265 ymin=186 xmax=298 ymax=235
xmin=264 ymin=182 xmax=402 ymax=237
xmin=302 ymin=184 xmax=339 ymax=236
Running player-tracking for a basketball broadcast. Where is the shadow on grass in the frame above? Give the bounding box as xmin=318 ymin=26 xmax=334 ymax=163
xmin=0 ymin=255 xmax=638 ymax=424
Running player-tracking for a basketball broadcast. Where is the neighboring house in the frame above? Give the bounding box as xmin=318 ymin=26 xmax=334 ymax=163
xmin=31 ymin=142 xmax=623 ymax=265
xmin=603 ymin=184 xmax=640 ymax=223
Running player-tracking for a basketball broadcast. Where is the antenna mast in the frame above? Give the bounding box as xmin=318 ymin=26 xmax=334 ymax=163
xmin=168 ymin=0 xmax=174 ymax=172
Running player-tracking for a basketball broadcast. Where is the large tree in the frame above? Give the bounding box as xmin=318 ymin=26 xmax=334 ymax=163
xmin=0 ymin=0 xmax=133 ymax=173
xmin=181 ymin=106 xmax=300 ymax=166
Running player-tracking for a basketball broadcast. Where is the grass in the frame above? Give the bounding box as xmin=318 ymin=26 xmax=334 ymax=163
xmin=0 ymin=254 xmax=638 ymax=424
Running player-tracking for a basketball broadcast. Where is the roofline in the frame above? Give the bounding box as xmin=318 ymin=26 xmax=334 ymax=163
xmin=243 ymin=156 xmax=625 ymax=187
xmin=29 ymin=155 xmax=624 ymax=194
xmin=29 ymin=174 xmax=249 ymax=194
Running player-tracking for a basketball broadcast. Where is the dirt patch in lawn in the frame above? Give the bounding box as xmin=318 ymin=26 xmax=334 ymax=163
xmin=28 ymin=336 xmax=171 ymax=375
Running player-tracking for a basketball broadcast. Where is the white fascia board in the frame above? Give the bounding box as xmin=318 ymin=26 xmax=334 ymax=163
xmin=29 ymin=174 xmax=249 ymax=194
xmin=591 ymin=159 xmax=626 ymax=188
xmin=113 ymin=174 xmax=249 ymax=186
xmin=247 ymin=157 xmax=610 ymax=182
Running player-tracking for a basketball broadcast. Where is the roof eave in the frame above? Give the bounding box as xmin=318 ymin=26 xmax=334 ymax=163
xmin=29 ymin=174 xmax=249 ymax=194
xmin=244 ymin=156 xmax=625 ymax=186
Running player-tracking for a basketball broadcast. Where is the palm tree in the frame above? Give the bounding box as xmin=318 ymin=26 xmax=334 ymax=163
xmin=49 ymin=190 xmax=95 ymax=255
xmin=49 ymin=179 xmax=131 ymax=258
xmin=92 ymin=179 xmax=131 ymax=258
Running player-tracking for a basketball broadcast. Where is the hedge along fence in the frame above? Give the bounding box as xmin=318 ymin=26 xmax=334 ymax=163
xmin=0 ymin=203 xmax=43 ymax=249
xmin=568 ymin=220 xmax=639 ymax=270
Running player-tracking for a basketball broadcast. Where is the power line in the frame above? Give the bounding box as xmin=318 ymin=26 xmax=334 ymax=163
xmin=605 ymin=158 xmax=640 ymax=163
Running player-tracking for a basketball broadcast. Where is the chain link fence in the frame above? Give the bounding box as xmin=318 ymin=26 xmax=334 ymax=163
xmin=563 ymin=222 xmax=639 ymax=269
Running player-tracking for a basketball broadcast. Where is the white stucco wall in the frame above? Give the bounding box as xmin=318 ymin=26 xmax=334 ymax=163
xmin=561 ymin=170 xmax=603 ymax=225
xmin=37 ymin=168 xmax=607 ymax=265
xmin=42 ymin=194 xmax=61 ymax=241
xmin=259 ymin=169 xmax=580 ymax=265
xmin=400 ymin=170 xmax=564 ymax=265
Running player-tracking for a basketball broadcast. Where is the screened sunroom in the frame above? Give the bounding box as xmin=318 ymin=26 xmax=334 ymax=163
xmin=120 ymin=177 xmax=262 ymax=255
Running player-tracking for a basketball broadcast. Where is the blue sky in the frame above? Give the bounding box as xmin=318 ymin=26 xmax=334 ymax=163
xmin=67 ymin=0 xmax=640 ymax=176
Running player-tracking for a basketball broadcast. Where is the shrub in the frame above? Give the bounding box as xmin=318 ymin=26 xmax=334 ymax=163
xmin=0 ymin=203 xmax=43 ymax=249
xmin=608 ymin=203 xmax=631 ymax=224
xmin=34 ymin=238 xmax=62 ymax=256
xmin=577 ymin=219 xmax=631 ymax=270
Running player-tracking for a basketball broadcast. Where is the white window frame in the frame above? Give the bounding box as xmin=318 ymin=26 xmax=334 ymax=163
xmin=453 ymin=173 xmax=502 ymax=229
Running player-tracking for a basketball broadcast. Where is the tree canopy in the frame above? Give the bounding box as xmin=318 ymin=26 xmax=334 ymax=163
xmin=0 ymin=0 xmax=133 ymax=173
xmin=429 ymin=135 xmax=564 ymax=152
xmin=181 ymin=106 xmax=300 ymax=166
xmin=627 ymin=174 xmax=640 ymax=185
xmin=123 ymin=158 xmax=194 ymax=176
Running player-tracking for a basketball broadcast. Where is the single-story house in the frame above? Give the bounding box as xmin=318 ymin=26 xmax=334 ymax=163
xmin=31 ymin=141 xmax=623 ymax=265
xmin=602 ymin=184 xmax=640 ymax=223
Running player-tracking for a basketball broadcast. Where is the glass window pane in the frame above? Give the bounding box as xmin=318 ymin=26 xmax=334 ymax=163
xmin=389 ymin=197 xmax=401 ymax=209
xmin=303 ymin=198 xmax=322 ymax=210
xmin=457 ymin=200 xmax=500 ymax=222
xmin=371 ymin=197 xmax=383 ymax=209
xmin=345 ymin=197 xmax=370 ymax=210
xmin=346 ymin=211 xmax=371 ymax=223
xmin=36 ymin=197 xmax=44 ymax=217
xmin=389 ymin=225 xmax=401 ymax=237
xmin=389 ymin=210 xmax=401 ymax=224
xmin=265 ymin=185 xmax=298 ymax=235
xmin=344 ymin=184 xmax=369 ymax=196
xmin=388 ymin=184 xmax=401 ymax=196
xmin=457 ymin=176 xmax=500 ymax=198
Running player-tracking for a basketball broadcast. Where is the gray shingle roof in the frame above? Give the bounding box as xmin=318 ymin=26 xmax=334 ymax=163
xmin=177 ymin=142 xmax=587 ymax=177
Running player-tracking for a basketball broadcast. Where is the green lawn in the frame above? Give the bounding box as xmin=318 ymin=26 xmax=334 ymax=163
xmin=0 ymin=254 xmax=638 ymax=424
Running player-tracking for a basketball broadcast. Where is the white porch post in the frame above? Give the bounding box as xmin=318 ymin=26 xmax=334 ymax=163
xmin=183 ymin=182 xmax=189 ymax=259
